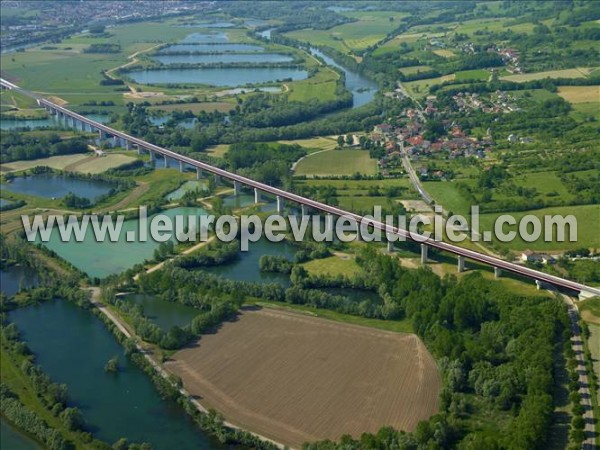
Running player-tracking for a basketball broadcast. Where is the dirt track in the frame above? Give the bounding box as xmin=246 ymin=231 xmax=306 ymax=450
xmin=166 ymin=308 xmax=441 ymax=448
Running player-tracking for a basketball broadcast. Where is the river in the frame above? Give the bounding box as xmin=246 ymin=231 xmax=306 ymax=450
xmin=257 ymin=28 xmax=378 ymax=108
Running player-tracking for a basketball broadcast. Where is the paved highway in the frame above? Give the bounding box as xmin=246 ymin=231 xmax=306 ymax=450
xmin=2 ymin=77 xmax=599 ymax=297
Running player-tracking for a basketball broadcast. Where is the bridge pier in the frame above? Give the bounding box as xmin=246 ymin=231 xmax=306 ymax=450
xmin=387 ymin=240 xmax=394 ymax=253
xmin=214 ymin=175 xmax=221 ymax=184
xmin=163 ymin=155 xmax=168 ymax=168
xmin=420 ymin=244 xmax=428 ymax=264
xmin=301 ymin=204 xmax=308 ymax=217
xmin=254 ymin=188 xmax=261 ymax=204
xmin=98 ymin=129 xmax=106 ymax=140
xmin=179 ymin=160 xmax=184 ymax=172
xmin=535 ymin=280 xmax=542 ymax=290
xmin=149 ymin=150 xmax=155 ymax=161
xmin=457 ymin=255 xmax=465 ymax=273
xmin=494 ymin=267 xmax=502 ymax=278
xmin=196 ymin=168 xmax=202 ymax=180
xmin=276 ymin=195 xmax=284 ymax=214
xmin=233 ymin=181 xmax=241 ymax=196
xmin=125 ymin=140 xmax=131 ymax=150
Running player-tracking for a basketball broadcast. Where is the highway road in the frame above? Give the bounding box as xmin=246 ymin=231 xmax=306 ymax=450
xmin=2 ymin=77 xmax=599 ymax=297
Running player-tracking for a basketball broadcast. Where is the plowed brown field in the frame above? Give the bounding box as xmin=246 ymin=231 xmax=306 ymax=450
xmin=166 ymin=308 xmax=441 ymax=448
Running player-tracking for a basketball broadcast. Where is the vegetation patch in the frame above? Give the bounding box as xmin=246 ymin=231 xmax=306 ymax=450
xmin=294 ymin=149 xmax=377 ymax=177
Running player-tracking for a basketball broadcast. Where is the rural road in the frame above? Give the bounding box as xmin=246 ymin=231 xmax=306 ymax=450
xmin=562 ymin=294 xmax=597 ymax=449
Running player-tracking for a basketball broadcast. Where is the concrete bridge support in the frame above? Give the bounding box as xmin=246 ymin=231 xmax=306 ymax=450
xmin=536 ymin=280 xmax=542 ymax=290
xmin=163 ymin=155 xmax=168 ymax=168
xmin=98 ymin=129 xmax=107 ymax=140
xmin=421 ymin=244 xmax=428 ymax=264
xmin=254 ymin=188 xmax=261 ymax=204
xmin=214 ymin=175 xmax=221 ymax=184
xmin=276 ymin=196 xmax=284 ymax=214
xmin=196 ymin=168 xmax=202 ymax=180
xmin=301 ymin=204 xmax=308 ymax=217
xmin=494 ymin=267 xmax=502 ymax=278
xmin=149 ymin=150 xmax=155 ymax=161
xmin=457 ymin=255 xmax=465 ymax=273
xmin=233 ymin=181 xmax=241 ymax=196
xmin=387 ymin=241 xmax=394 ymax=253
xmin=179 ymin=161 xmax=184 ymax=172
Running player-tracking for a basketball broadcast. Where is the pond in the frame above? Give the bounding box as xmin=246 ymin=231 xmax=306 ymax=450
xmin=309 ymin=47 xmax=378 ymax=108
xmin=124 ymin=294 xmax=202 ymax=331
xmin=127 ymin=67 xmax=308 ymax=86
xmin=0 ymin=419 xmax=42 ymax=450
xmin=166 ymin=180 xmax=208 ymax=201
xmin=9 ymin=300 xmax=224 ymax=450
xmin=180 ymin=32 xmax=229 ymax=44
xmin=201 ymin=239 xmax=295 ymax=286
xmin=0 ymin=265 xmax=39 ymax=297
xmin=37 ymin=207 xmax=209 ymax=279
xmin=157 ymin=43 xmax=265 ymax=54
xmin=154 ymin=53 xmax=293 ymax=65
xmin=150 ymin=116 xmax=197 ymax=129
xmin=3 ymin=173 xmax=115 ymax=201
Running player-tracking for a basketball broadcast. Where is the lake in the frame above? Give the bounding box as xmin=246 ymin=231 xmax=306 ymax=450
xmin=0 ymin=419 xmax=41 ymax=450
xmin=127 ymin=67 xmax=308 ymax=86
xmin=309 ymin=47 xmax=378 ymax=108
xmin=158 ymin=44 xmax=265 ymax=54
xmin=3 ymin=173 xmax=115 ymax=200
xmin=9 ymin=300 xmax=224 ymax=450
xmin=201 ymin=239 xmax=295 ymax=286
xmin=0 ymin=265 xmax=39 ymax=297
xmin=154 ymin=53 xmax=293 ymax=65
xmin=125 ymin=294 xmax=202 ymax=330
xmin=1 ymin=114 xmax=110 ymax=130
xmin=180 ymin=32 xmax=229 ymax=43
xmin=38 ymin=207 xmax=209 ymax=279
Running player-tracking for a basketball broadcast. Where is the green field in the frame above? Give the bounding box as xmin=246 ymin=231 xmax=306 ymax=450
xmin=455 ymin=69 xmax=490 ymax=81
xmin=302 ymin=255 xmax=360 ymax=277
xmin=404 ymin=74 xmax=455 ymax=99
xmin=294 ymin=149 xmax=378 ymax=177
xmin=279 ymin=136 xmax=339 ymax=153
xmin=479 ymin=204 xmax=600 ymax=252
xmin=286 ymin=66 xmax=340 ymax=102
xmin=501 ymin=67 xmax=596 ymax=83
xmin=285 ymin=11 xmax=406 ymax=55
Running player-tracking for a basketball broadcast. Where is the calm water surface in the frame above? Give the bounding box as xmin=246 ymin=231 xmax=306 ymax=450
xmin=125 ymin=294 xmax=201 ymax=330
xmin=154 ymin=53 xmax=293 ymax=65
xmin=127 ymin=67 xmax=308 ymax=86
xmin=9 ymin=300 xmax=225 ymax=450
xmin=0 ymin=265 xmax=39 ymax=297
xmin=38 ymin=207 xmax=209 ymax=278
xmin=0 ymin=419 xmax=42 ymax=450
xmin=158 ymin=43 xmax=264 ymax=54
xmin=3 ymin=174 xmax=114 ymax=200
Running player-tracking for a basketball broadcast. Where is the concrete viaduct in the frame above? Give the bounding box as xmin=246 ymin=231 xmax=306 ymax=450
xmin=2 ymin=77 xmax=599 ymax=299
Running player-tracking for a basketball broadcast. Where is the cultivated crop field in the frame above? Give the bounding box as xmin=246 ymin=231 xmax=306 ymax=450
xmin=294 ymin=149 xmax=377 ymax=176
xmin=500 ymin=67 xmax=595 ymax=83
xmin=0 ymin=153 xmax=136 ymax=174
xmin=557 ymin=85 xmax=600 ymax=104
xmin=167 ymin=308 xmax=440 ymax=448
